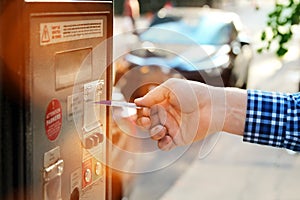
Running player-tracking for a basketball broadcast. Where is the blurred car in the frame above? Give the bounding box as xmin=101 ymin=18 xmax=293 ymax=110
xmin=114 ymin=7 xmax=253 ymax=102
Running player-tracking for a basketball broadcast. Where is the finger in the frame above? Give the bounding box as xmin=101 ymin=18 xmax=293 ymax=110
xmin=150 ymin=104 xmax=159 ymax=115
xmin=136 ymin=106 xmax=167 ymax=130
xmin=136 ymin=117 xmax=151 ymax=129
xmin=165 ymin=103 xmax=181 ymax=125
xmin=143 ymin=107 xmax=151 ymax=117
xmin=149 ymin=104 xmax=164 ymax=126
xmin=158 ymin=135 xmax=176 ymax=151
xmin=149 ymin=113 xmax=160 ymax=128
xmin=136 ymin=107 xmax=150 ymax=119
xmin=157 ymin=106 xmax=182 ymax=145
xmin=134 ymin=84 xmax=170 ymax=107
xmin=150 ymin=125 xmax=167 ymax=141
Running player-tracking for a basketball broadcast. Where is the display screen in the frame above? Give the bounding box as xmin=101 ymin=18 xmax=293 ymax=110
xmin=55 ymin=48 xmax=92 ymax=90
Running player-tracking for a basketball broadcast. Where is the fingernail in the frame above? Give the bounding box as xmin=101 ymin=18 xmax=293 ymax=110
xmin=152 ymin=125 xmax=164 ymax=134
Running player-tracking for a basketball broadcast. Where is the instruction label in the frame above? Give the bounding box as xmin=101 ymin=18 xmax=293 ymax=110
xmin=40 ymin=19 xmax=104 ymax=46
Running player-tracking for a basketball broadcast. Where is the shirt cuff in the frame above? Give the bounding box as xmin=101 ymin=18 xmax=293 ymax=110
xmin=243 ymin=90 xmax=288 ymax=149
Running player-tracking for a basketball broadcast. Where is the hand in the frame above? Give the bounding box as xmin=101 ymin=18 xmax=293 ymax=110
xmin=135 ymin=78 xmax=247 ymax=151
xmin=135 ymin=79 xmax=215 ymax=150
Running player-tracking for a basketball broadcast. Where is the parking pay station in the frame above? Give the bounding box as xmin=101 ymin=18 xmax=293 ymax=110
xmin=0 ymin=0 xmax=113 ymax=199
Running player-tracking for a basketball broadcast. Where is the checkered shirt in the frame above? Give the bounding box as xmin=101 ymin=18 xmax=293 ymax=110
xmin=244 ymin=90 xmax=300 ymax=151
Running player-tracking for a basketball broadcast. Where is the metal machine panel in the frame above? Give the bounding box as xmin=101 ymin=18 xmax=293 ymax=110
xmin=0 ymin=1 xmax=113 ymax=199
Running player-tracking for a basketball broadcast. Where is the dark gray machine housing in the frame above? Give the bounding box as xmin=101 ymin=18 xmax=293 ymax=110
xmin=0 ymin=0 xmax=113 ymax=199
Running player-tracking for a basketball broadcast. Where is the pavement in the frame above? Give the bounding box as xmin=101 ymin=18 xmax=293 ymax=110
xmin=113 ymin=0 xmax=300 ymax=199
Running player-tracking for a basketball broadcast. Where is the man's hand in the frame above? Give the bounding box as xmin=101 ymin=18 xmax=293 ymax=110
xmin=135 ymin=78 xmax=247 ymax=151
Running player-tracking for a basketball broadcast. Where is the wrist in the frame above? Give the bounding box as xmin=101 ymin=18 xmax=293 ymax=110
xmin=223 ymin=87 xmax=247 ymax=136
xmin=194 ymin=82 xmax=227 ymax=136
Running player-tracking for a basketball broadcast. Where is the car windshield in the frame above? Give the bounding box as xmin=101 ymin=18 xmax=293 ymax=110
xmin=140 ymin=15 xmax=234 ymax=45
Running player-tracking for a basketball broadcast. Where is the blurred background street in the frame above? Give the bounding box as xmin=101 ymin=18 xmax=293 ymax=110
xmin=113 ymin=0 xmax=300 ymax=199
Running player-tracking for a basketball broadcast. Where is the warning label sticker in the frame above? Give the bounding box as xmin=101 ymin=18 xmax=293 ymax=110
xmin=40 ymin=19 xmax=104 ymax=46
xmin=45 ymin=99 xmax=62 ymax=141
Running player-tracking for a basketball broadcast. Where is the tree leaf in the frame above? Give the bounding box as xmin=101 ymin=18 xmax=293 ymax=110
xmin=277 ymin=47 xmax=288 ymax=57
xmin=261 ymin=31 xmax=266 ymax=40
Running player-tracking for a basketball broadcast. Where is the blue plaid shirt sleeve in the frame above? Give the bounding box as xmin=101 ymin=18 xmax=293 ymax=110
xmin=243 ymin=90 xmax=300 ymax=151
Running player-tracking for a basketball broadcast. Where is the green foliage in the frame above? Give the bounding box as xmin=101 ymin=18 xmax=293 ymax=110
xmin=258 ymin=0 xmax=300 ymax=57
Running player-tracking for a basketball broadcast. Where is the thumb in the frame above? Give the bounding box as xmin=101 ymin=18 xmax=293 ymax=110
xmin=134 ymin=84 xmax=170 ymax=107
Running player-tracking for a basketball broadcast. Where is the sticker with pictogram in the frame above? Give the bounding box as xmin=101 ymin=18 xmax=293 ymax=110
xmin=45 ymin=99 xmax=62 ymax=141
xmin=40 ymin=19 xmax=104 ymax=46
xmin=41 ymin=25 xmax=50 ymax=43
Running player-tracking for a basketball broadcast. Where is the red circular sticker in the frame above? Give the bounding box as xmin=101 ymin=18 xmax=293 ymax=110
xmin=45 ymin=99 xmax=62 ymax=141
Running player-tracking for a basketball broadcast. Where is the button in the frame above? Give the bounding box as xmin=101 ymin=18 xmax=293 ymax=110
xmin=91 ymin=135 xmax=100 ymax=145
xmin=84 ymin=137 xmax=94 ymax=149
xmin=95 ymin=133 xmax=104 ymax=144
xmin=84 ymin=168 xmax=92 ymax=183
xmin=95 ymin=162 xmax=102 ymax=176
